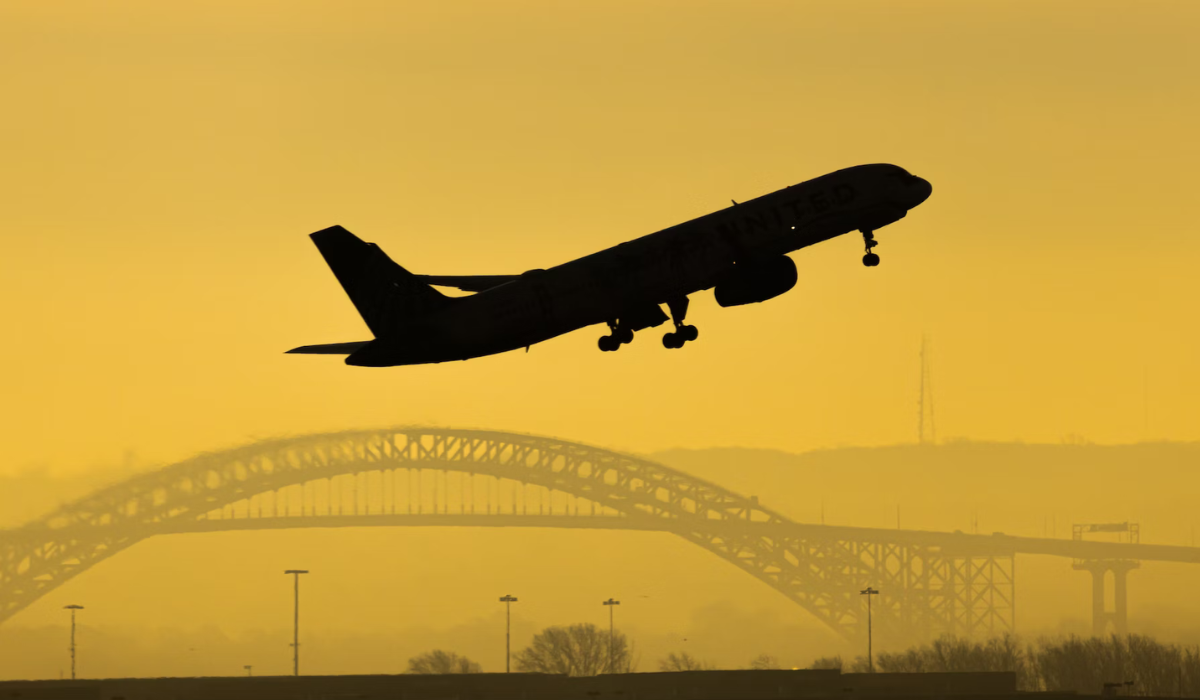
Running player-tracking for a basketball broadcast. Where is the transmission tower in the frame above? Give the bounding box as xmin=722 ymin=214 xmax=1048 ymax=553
xmin=918 ymin=334 xmax=936 ymax=444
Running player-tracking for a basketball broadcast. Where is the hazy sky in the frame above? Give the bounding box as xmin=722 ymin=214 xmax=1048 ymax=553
xmin=4 ymin=0 xmax=1200 ymax=678
xmin=3 ymin=1 xmax=1200 ymax=473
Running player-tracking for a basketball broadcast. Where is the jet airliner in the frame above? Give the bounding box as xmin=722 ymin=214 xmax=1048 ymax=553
xmin=288 ymin=163 xmax=932 ymax=366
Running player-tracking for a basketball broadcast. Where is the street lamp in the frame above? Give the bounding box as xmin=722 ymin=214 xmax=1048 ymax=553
xmin=284 ymin=570 xmax=309 ymax=676
xmin=64 ymin=605 xmax=83 ymax=680
xmin=603 ymin=598 xmax=620 ymax=674
xmin=244 ymin=665 xmax=253 ymax=677
xmin=860 ymin=587 xmax=879 ymax=673
xmin=499 ymin=595 xmax=518 ymax=673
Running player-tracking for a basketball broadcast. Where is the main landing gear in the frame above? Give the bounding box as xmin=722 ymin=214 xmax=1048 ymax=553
xmin=598 ymin=298 xmax=697 ymax=352
xmin=662 ymin=297 xmax=698 ymax=349
xmin=862 ymin=230 xmax=880 ymax=267
xmin=598 ymin=321 xmax=634 ymax=352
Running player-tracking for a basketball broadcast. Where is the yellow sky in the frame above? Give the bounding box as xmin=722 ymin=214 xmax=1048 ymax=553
xmin=3 ymin=1 xmax=1199 ymax=473
xmin=3 ymin=0 xmax=1200 ymax=677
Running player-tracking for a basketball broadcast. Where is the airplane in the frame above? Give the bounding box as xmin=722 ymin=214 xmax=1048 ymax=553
xmin=288 ymin=163 xmax=932 ymax=366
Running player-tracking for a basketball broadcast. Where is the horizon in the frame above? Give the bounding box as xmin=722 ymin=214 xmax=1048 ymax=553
xmin=9 ymin=432 xmax=1200 ymax=483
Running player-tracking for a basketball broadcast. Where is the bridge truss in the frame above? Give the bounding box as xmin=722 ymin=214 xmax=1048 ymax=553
xmin=3 ymin=428 xmax=1018 ymax=642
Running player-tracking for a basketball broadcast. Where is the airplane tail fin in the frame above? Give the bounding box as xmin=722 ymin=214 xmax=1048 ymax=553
xmin=309 ymin=225 xmax=452 ymax=337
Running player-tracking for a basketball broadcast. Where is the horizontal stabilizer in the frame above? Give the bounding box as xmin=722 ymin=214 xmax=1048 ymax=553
xmin=286 ymin=341 xmax=371 ymax=355
xmin=417 ymin=275 xmax=519 ymax=293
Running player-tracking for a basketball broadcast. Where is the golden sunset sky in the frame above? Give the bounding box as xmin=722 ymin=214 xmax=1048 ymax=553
xmin=3 ymin=0 xmax=1198 ymax=472
xmin=2 ymin=0 xmax=1200 ymax=677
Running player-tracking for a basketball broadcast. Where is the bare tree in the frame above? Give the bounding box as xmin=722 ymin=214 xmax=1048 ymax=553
xmin=514 ymin=623 xmax=635 ymax=676
xmin=829 ymin=632 xmax=1200 ymax=694
xmin=809 ymin=655 xmax=844 ymax=671
xmin=659 ymin=651 xmax=715 ymax=671
xmin=1031 ymin=634 xmax=1197 ymax=695
xmin=407 ymin=650 xmax=483 ymax=674
xmin=749 ymin=653 xmax=782 ymax=670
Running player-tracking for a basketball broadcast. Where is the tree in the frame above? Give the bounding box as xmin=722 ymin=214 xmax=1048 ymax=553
xmin=1030 ymin=633 xmax=1194 ymax=695
xmin=514 ymin=623 xmax=635 ymax=676
xmin=407 ymin=650 xmax=483 ymax=674
xmin=809 ymin=655 xmax=844 ymax=671
xmin=869 ymin=634 xmax=1031 ymax=688
xmin=749 ymin=653 xmax=782 ymax=670
xmin=816 ymin=632 xmax=1200 ymax=694
xmin=659 ymin=651 xmax=715 ymax=671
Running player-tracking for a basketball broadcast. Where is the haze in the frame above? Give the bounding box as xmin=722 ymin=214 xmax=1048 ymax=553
xmin=2 ymin=0 xmax=1199 ymax=682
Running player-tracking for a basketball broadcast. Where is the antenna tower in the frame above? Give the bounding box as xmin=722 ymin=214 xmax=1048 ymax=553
xmin=918 ymin=334 xmax=936 ymax=444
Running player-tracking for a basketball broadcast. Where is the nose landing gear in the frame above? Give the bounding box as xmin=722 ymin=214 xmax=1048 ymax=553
xmin=862 ymin=230 xmax=880 ymax=267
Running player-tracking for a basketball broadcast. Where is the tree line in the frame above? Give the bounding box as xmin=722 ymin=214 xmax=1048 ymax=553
xmin=407 ymin=623 xmax=634 ymax=676
xmin=814 ymin=634 xmax=1200 ymax=694
xmin=406 ymin=623 xmax=770 ymax=675
xmin=408 ymin=625 xmax=1200 ymax=693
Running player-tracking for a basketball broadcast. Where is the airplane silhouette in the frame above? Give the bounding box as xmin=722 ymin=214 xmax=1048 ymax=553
xmin=288 ymin=164 xmax=931 ymax=366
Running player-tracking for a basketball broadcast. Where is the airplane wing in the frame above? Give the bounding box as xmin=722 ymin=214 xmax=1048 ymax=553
xmin=416 ymin=275 xmax=519 ymax=292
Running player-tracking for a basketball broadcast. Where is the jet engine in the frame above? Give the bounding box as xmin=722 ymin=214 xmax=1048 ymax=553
xmin=714 ymin=256 xmax=798 ymax=307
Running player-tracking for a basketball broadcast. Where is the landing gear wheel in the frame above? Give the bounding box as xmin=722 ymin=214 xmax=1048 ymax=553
xmin=598 ymin=335 xmax=620 ymax=352
xmin=863 ymin=252 xmax=880 ymax=267
xmin=664 ymin=297 xmax=696 ymax=350
xmin=616 ymin=327 xmax=634 ymax=345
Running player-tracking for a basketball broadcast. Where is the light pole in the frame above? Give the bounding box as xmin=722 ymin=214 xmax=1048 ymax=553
xmin=499 ymin=595 xmax=518 ymax=673
xmin=285 ymin=569 xmax=309 ymax=676
xmin=64 ymin=605 xmax=83 ymax=680
xmin=603 ymin=598 xmax=620 ymax=673
xmin=860 ymin=587 xmax=879 ymax=673
xmin=244 ymin=665 xmax=253 ymax=677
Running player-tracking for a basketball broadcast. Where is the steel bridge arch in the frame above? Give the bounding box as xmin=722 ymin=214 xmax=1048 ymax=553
xmin=0 ymin=428 xmax=1009 ymax=641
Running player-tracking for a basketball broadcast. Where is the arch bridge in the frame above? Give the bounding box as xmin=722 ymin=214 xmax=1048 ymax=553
xmin=3 ymin=428 xmax=1197 ymax=642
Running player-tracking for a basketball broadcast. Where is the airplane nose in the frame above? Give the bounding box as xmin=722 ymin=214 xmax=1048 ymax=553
xmin=910 ymin=176 xmax=932 ymax=207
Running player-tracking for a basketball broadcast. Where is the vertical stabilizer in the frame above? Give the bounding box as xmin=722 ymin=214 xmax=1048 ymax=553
xmin=309 ymin=225 xmax=451 ymax=337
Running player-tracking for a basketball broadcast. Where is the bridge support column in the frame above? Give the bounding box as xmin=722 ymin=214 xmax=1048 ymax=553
xmin=1113 ymin=565 xmax=1131 ymax=634
xmin=1089 ymin=567 xmax=1106 ymax=636
xmin=1074 ymin=560 xmax=1138 ymax=636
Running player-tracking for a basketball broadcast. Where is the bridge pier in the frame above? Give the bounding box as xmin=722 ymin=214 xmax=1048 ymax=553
xmin=1074 ymin=560 xmax=1138 ymax=636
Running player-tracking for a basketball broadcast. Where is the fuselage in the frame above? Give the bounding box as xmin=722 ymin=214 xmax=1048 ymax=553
xmin=345 ymin=164 xmax=931 ymax=366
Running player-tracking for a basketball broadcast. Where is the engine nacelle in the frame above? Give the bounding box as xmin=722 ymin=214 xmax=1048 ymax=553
xmin=714 ymin=256 xmax=798 ymax=307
